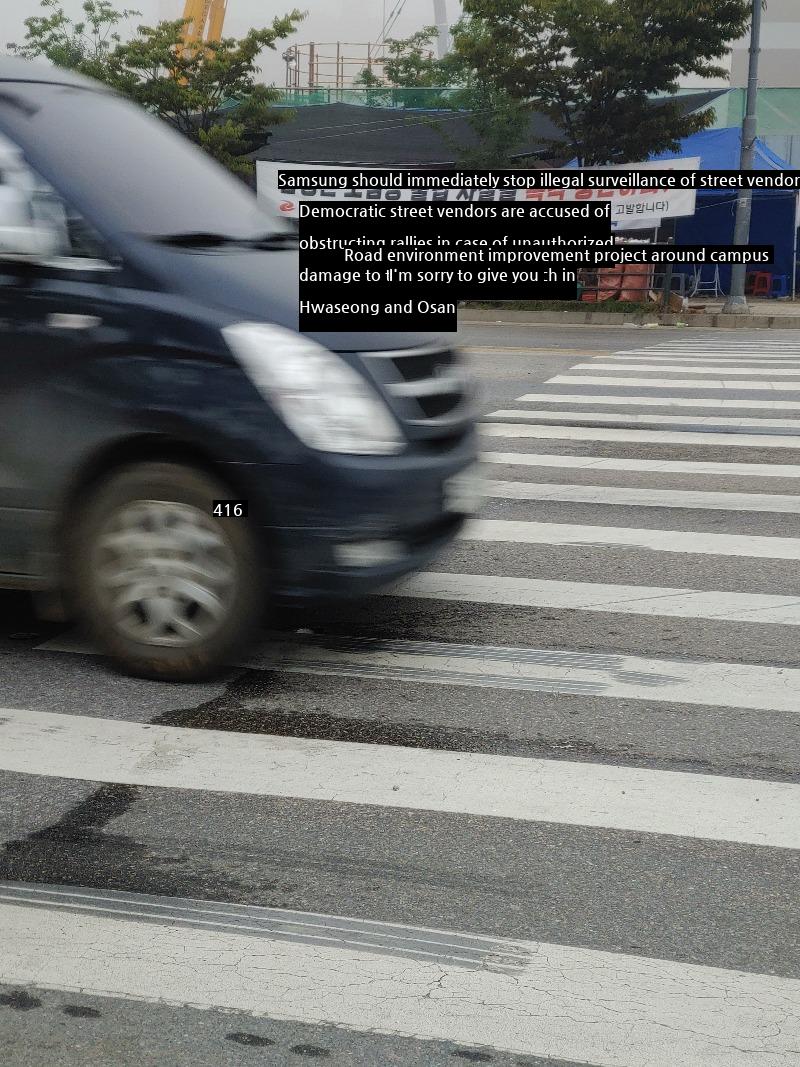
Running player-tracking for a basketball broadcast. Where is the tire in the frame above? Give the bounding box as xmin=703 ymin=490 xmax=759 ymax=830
xmin=69 ymin=462 xmax=266 ymax=681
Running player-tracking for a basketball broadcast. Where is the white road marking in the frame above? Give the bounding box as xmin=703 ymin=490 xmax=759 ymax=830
xmin=572 ymin=363 xmax=800 ymax=376
xmin=464 ymin=346 xmax=607 ymax=356
xmin=620 ymin=342 xmax=800 ymax=350
xmin=619 ymin=343 xmax=800 ymax=350
xmin=250 ymin=637 xmax=800 ymax=714
xmin=460 ymin=519 xmax=800 ymax=560
xmin=488 ymin=409 xmax=800 ymax=431
xmin=515 ymin=393 xmax=800 ymax=411
xmin=0 ymin=882 xmax=532 ymax=972
xmin=481 ymin=423 xmax=800 ymax=447
xmin=3 ymin=899 xmax=798 ymax=1066
xmin=610 ymin=354 xmax=800 ymax=363
xmin=33 ymin=628 xmax=800 ymax=715
xmin=34 ymin=632 xmax=800 ymax=714
xmin=484 ymin=479 xmax=800 ymax=514
xmin=385 ymin=570 xmax=800 ymax=626
xmin=547 ymin=375 xmax=800 ymax=391
xmin=1 ymin=706 xmax=797 ymax=846
xmin=480 ymin=451 xmax=800 ymax=478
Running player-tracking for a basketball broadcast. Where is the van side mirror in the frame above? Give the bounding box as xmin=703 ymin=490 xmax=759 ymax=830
xmin=0 ymin=225 xmax=60 ymax=259
xmin=0 ymin=185 xmax=60 ymax=260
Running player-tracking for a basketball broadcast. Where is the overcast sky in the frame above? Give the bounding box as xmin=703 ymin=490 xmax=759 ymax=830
xmin=2 ymin=0 xmax=461 ymax=83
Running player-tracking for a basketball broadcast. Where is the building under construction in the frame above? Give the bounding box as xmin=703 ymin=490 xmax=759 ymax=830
xmin=282 ymin=42 xmax=392 ymax=91
xmin=171 ymin=0 xmax=453 ymax=91
xmin=283 ymin=1 xmax=451 ymax=90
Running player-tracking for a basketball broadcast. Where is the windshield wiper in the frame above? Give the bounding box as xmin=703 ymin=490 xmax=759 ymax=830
xmin=152 ymin=231 xmax=298 ymax=249
xmin=247 ymin=232 xmax=299 ymax=248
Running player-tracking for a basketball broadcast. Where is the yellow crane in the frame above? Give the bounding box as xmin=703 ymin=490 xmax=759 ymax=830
xmin=180 ymin=0 xmax=228 ymax=49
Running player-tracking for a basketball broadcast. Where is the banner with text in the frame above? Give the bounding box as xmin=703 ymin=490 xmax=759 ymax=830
xmin=257 ymin=158 xmax=699 ymax=232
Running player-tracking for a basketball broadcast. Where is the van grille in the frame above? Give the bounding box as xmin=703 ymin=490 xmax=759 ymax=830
xmin=360 ymin=345 xmax=473 ymax=446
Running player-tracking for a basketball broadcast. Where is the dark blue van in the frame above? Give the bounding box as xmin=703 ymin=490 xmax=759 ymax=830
xmin=0 ymin=59 xmax=479 ymax=680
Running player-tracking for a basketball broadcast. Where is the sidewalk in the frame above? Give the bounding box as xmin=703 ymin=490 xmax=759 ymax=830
xmin=692 ymin=298 xmax=800 ymax=316
xmin=461 ymin=298 xmax=800 ymax=329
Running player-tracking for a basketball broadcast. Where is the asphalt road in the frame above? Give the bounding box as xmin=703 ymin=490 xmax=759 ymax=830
xmin=1 ymin=323 xmax=800 ymax=1066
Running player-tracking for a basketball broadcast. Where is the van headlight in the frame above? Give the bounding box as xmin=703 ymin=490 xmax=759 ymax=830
xmin=223 ymin=322 xmax=404 ymax=455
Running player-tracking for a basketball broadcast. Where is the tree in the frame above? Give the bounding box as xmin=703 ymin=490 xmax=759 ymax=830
xmin=8 ymin=1 xmax=304 ymax=176
xmin=353 ymin=27 xmax=452 ymax=105
xmin=360 ymin=25 xmax=533 ymax=167
xmin=111 ymin=17 xmax=303 ymax=177
xmin=451 ymin=0 xmax=752 ymax=164
xmin=366 ymin=26 xmax=464 ymax=94
xmin=8 ymin=0 xmax=140 ymax=80
xmin=441 ymin=80 xmax=538 ymax=168
xmin=382 ymin=27 xmax=444 ymax=88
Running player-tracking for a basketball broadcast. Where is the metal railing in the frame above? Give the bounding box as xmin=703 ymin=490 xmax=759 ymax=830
xmin=273 ymin=87 xmax=462 ymax=109
xmin=578 ymin=272 xmax=688 ymax=303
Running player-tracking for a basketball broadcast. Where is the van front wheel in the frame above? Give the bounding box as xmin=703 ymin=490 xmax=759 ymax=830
xmin=70 ymin=462 xmax=265 ymax=681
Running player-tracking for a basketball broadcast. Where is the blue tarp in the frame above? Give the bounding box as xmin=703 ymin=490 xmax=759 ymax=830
xmin=569 ymin=128 xmax=797 ymax=290
xmin=648 ymin=129 xmax=795 ymax=291
xmin=566 ymin=127 xmax=788 ymax=170
xmin=648 ymin=127 xmax=788 ymax=171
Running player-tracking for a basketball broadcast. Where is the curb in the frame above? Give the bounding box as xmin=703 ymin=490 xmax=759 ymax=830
xmin=459 ymin=309 xmax=800 ymax=330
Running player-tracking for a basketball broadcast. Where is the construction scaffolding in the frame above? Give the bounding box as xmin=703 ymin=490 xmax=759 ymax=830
xmin=283 ymin=42 xmax=393 ymax=90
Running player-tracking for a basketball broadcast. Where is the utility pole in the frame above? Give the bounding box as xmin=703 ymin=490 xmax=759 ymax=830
xmin=723 ymin=0 xmax=763 ymax=313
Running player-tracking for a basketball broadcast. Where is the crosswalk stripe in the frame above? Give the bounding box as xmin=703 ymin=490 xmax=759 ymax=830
xmin=253 ymin=638 xmax=800 ymax=714
xmin=34 ymin=632 xmax=800 ymax=714
xmin=515 ymin=393 xmax=800 ymax=411
xmin=571 ymin=363 xmax=800 ymax=376
xmin=484 ymin=479 xmax=800 ymax=515
xmin=622 ymin=342 xmax=800 ymax=349
xmin=488 ymin=409 xmax=800 ymax=431
xmin=461 ymin=519 xmax=800 ymax=560
xmin=384 ymin=570 xmax=800 ymax=625
xmin=549 ymin=375 xmax=800 ymax=391
xmin=481 ymin=422 xmax=800 ymax=448
xmin=1 ymin=706 xmax=797 ymax=846
xmin=619 ymin=341 xmax=800 ymax=349
xmin=610 ymin=354 xmax=800 ymax=363
xmin=0 ymin=883 xmax=531 ymax=970
xmin=4 ymin=897 xmax=798 ymax=1066
xmin=464 ymin=346 xmax=607 ymax=356
xmin=481 ymin=451 xmax=800 ymax=477
xmin=33 ymin=630 xmax=800 ymax=715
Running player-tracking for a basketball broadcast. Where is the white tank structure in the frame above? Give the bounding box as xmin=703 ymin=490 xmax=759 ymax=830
xmin=432 ymin=0 xmax=450 ymax=59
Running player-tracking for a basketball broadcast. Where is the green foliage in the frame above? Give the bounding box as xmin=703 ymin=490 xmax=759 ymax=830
xmin=8 ymin=1 xmax=304 ymax=175
xmin=368 ymin=25 xmax=528 ymax=165
xmin=353 ymin=66 xmax=384 ymax=88
xmin=440 ymin=80 xmax=537 ymax=167
xmin=8 ymin=0 xmax=140 ymax=78
xmin=382 ymin=26 xmax=443 ymax=88
xmin=452 ymin=0 xmax=752 ymax=164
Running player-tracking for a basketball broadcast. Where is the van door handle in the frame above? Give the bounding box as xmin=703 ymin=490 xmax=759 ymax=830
xmin=46 ymin=313 xmax=102 ymax=330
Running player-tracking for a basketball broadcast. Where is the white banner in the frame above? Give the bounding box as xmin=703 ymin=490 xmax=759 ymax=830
xmin=256 ymin=158 xmax=700 ymax=229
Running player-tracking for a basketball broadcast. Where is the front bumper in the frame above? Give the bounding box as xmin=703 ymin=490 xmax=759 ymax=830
xmin=225 ymin=431 xmax=479 ymax=602
xmin=272 ymin=510 xmax=467 ymax=602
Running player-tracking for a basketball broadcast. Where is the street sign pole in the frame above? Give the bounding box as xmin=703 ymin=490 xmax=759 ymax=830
xmin=723 ymin=0 xmax=763 ymax=314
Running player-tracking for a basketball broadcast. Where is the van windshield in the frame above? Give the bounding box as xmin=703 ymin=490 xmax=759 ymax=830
xmin=0 ymin=81 xmax=286 ymax=241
